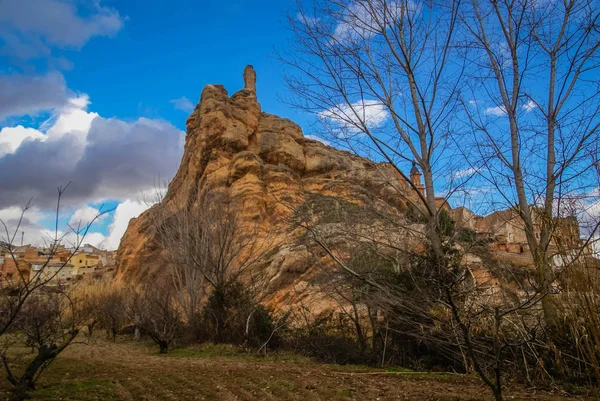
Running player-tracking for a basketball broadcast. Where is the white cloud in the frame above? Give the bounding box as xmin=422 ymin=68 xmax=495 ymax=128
xmin=332 ymin=1 xmax=420 ymax=42
xmin=0 ymin=94 xmax=184 ymax=210
xmin=453 ymin=167 xmax=478 ymax=179
xmin=305 ymin=134 xmax=331 ymax=146
xmin=484 ymin=105 xmax=507 ymax=117
xmin=68 ymin=205 xmax=108 ymax=228
xmin=0 ymin=199 xmax=150 ymax=251
xmin=0 ymin=126 xmax=45 ymax=157
xmin=296 ymin=12 xmax=320 ymax=26
xmin=319 ymin=99 xmax=389 ymax=133
xmin=522 ymin=100 xmax=537 ymax=112
xmin=170 ymin=96 xmax=195 ymax=113
xmin=0 ymin=206 xmax=44 ymax=226
xmin=0 ymin=204 xmax=67 ymax=247
xmin=100 ymin=200 xmax=152 ymax=250
xmin=62 ymin=231 xmax=106 ymax=249
xmin=578 ymin=198 xmax=600 ymax=237
xmin=0 ymin=0 xmax=123 ymax=60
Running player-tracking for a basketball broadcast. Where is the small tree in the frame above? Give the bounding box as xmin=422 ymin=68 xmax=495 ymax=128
xmin=155 ymin=188 xmax=274 ymax=343
xmin=135 ymin=283 xmax=181 ymax=354
xmin=0 ymin=184 xmax=108 ymax=338
xmin=1 ymin=285 xmax=83 ymax=401
xmin=97 ymin=286 xmax=127 ymax=341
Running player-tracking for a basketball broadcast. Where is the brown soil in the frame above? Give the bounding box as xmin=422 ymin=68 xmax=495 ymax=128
xmin=0 ymin=339 xmax=595 ymax=401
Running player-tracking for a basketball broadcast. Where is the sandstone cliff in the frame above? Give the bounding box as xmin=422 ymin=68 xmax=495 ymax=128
xmin=115 ymin=66 xmax=419 ymax=309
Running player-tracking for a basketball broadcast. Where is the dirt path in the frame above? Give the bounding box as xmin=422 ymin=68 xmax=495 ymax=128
xmin=0 ymin=339 xmax=595 ymax=400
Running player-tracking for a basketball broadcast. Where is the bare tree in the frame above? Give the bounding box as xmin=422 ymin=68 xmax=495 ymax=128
xmin=0 ymin=185 xmax=109 ymax=338
xmin=459 ymin=0 xmax=600 ymax=324
xmin=132 ymin=282 xmax=181 ymax=354
xmin=283 ymin=0 xmax=467 ymax=263
xmin=155 ymin=188 xmax=274 ymax=343
xmin=96 ymin=285 xmax=127 ymax=341
xmin=1 ymin=285 xmax=84 ymax=401
xmin=282 ymin=1 xmax=600 ymax=398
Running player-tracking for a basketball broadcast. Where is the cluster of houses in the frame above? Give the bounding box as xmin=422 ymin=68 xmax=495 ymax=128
xmin=449 ymin=205 xmax=600 ymax=269
xmin=0 ymin=243 xmax=116 ymax=286
xmin=411 ymin=165 xmax=595 ymax=264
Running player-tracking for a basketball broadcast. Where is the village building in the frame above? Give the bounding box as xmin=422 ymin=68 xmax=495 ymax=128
xmin=31 ymin=260 xmax=77 ymax=283
xmin=451 ymin=204 xmax=584 ymax=264
xmin=0 ymin=256 xmax=31 ymax=283
xmin=71 ymin=252 xmax=100 ymax=276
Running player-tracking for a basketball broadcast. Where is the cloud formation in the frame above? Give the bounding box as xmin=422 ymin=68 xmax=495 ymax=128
xmin=0 ymin=0 xmax=123 ymax=61
xmin=319 ymin=99 xmax=389 ymax=134
xmin=453 ymin=167 xmax=478 ymax=179
xmin=484 ymin=105 xmax=507 ymax=117
xmin=170 ymin=97 xmax=195 ymax=113
xmin=100 ymin=200 xmax=150 ymax=250
xmin=522 ymin=100 xmax=537 ymax=112
xmin=0 ymin=72 xmax=69 ymax=120
xmin=68 ymin=205 xmax=108 ymax=228
xmin=332 ymin=1 xmax=420 ymax=42
xmin=0 ymin=95 xmax=184 ymax=210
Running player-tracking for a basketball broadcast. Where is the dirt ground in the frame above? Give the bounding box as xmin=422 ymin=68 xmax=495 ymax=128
xmin=0 ymin=338 xmax=597 ymax=401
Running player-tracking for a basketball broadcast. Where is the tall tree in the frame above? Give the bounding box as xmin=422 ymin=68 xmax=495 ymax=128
xmin=459 ymin=0 xmax=600 ymax=323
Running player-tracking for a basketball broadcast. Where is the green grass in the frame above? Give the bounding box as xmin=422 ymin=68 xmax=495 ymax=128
xmin=164 ymin=343 xmax=313 ymax=364
xmin=31 ymin=379 xmax=117 ymax=400
xmin=273 ymin=379 xmax=296 ymax=391
xmin=164 ymin=343 xmax=464 ymax=383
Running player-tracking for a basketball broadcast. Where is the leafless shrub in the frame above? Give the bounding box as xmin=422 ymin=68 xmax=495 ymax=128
xmin=154 ymin=188 xmax=276 ymax=343
xmin=133 ymin=282 xmax=182 ymax=354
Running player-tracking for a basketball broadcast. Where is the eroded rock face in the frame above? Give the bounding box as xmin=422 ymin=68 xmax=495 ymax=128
xmin=115 ymin=66 xmax=418 ymax=307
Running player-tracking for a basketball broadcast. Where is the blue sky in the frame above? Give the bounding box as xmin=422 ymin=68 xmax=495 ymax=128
xmin=0 ymin=0 xmax=317 ymax=249
xmin=2 ymin=0 xmax=598 ymax=250
xmin=59 ymin=0 xmax=308 ymax=130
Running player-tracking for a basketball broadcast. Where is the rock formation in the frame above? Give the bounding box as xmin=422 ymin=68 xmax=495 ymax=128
xmin=115 ymin=66 xmax=420 ymax=309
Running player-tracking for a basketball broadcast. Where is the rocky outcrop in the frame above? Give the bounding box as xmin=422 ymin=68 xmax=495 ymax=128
xmin=115 ymin=66 xmax=419 ymax=308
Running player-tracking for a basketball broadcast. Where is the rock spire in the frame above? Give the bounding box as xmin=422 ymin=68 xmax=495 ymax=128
xmin=243 ymin=65 xmax=256 ymax=93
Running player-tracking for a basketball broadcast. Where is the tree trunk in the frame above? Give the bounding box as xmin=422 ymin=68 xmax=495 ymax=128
xmin=9 ymin=331 xmax=79 ymax=401
xmin=10 ymin=347 xmax=52 ymax=401
xmin=86 ymin=321 xmax=96 ymax=339
xmin=159 ymin=341 xmax=169 ymax=354
xmin=212 ymin=289 xmax=227 ymax=344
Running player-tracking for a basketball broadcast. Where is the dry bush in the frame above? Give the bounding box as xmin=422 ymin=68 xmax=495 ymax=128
xmin=131 ymin=282 xmax=182 ymax=354
xmin=96 ymin=285 xmax=127 ymax=341
xmin=555 ymin=259 xmax=600 ymax=384
xmin=154 ymin=188 xmax=276 ymax=344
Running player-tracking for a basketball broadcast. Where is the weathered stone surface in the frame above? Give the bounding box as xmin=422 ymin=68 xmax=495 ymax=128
xmin=115 ymin=66 xmax=418 ymax=307
xmin=243 ymin=65 xmax=257 ymax=93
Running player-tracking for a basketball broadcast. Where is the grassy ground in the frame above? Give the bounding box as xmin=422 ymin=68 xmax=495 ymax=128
xmin=0 ymin=337 xmax=596 ymax=401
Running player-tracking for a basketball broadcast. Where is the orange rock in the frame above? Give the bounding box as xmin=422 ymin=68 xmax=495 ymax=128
xmin=115 ymin=66 xmax=419 ymax=307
